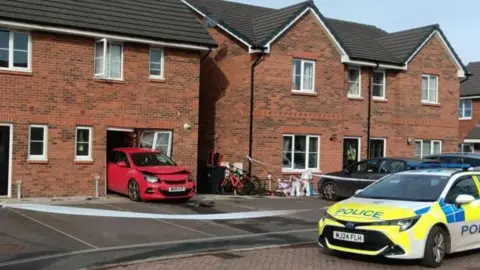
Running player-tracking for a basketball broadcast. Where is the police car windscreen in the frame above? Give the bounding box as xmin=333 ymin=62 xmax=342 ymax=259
xmin=355 ymin=174 xmax=450 ymax=202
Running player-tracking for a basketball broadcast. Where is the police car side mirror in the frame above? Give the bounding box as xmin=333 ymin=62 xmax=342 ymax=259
xmin=343 ymin=169 xmax=350 ymax=175
xmin=455 ymin=194 xmax=475 ymax=205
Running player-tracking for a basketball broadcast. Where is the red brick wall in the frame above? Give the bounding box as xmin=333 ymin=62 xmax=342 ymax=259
xmin=459 ymin=99 xmax=480 ymax=141
xmin=198 ymin=26 xmax=251 ymax=170
xmin=200 ymin=12 xmax=460 ymax=184
xmin=1 ymin=31 xmax=201 ymax=198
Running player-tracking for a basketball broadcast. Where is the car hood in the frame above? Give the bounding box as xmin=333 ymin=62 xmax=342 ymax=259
xmin=137 ymin=166 xmax=189 ymax=175
xmin=326 ymin=197 xmax=433 ymax=222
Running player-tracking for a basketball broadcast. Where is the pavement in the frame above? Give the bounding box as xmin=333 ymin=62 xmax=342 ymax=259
xmin=0 ymin=194 xmax=328 ymax=270
xmin=98 ymin=243 xmax=480 ymax=270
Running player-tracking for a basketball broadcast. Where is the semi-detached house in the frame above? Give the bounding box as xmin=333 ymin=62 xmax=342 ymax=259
xmin=186 ymin=0 xmax=468 ymax=181
xmin=0 ymin=0 xmax=217 ymax=198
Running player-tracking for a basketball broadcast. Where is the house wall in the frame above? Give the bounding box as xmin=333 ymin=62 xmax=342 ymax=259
xmin=1 ymin=31 xmax=201 ymax=197
xmin=200 ymin=12 xmax=460 ymax=187
xmin=459 ymin=99 xmax=480 ymax=142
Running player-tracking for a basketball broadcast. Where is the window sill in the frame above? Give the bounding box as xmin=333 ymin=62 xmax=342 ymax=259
xmin=74 ymin=159 xmax=94 ymax=164
xmin=460 ymin=118 xmax=472 ymax=121
xmin=27 ymin=159 xmax=48 ymax=164
xmin=422 ymin=102 xmax=441 ymax=107
xmin=348 ymin=96 xmax=364 ymax=101
xmin=282 ymin=170 xmax=322 ymax=175
xmin=0 ymin=69 xmax=33 ymax=76
xmin=291 ymin=91 xmax=317 ymax=96
xmin=93 ymin=77 xmax=125 ymax=84
xmin=149 ymin=77 xmax=166 ymax=83
xmin=373 ymin=98 xmax=388 ymax=103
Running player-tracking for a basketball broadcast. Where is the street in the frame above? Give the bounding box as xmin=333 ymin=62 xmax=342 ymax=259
xmin=0 ymin=196 xmax=327 ymax=270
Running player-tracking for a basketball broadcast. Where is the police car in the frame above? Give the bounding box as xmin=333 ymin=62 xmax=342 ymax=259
xmin=318 ymin=163 xmax=480 ymax=268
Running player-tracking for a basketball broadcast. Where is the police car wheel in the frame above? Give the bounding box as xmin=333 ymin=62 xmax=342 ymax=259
xmin=422 ymin=226 xmax=447 ymax=268
xmin=322 ymin=181 xmax=338 ymax=201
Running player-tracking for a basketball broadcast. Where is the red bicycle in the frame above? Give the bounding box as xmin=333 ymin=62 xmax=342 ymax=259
xmin=220 ymin=164 xmax=259 ymax=195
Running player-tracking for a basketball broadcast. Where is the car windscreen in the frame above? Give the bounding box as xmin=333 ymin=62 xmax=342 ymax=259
xmin=130 ymin=152 xmax=176 ymax=167
xmin=355 ymin=174 xmax=450 ymax=202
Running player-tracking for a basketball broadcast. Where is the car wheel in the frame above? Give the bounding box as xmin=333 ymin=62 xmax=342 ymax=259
xmin=321 ymin=181 xmax=338 ymax=201
xmin=128 ymin=180 xmax=141 ymax=202
xmin=422 ymin=226 xmax=448 ymax=268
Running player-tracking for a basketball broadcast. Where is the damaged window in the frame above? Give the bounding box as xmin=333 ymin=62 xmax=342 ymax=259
xmin=139 ymin=131 xmax=172 ymax=156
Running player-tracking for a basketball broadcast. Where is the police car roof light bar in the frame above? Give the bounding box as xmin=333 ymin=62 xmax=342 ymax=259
xmin=408 ymin=163 xmax=471 ymax=170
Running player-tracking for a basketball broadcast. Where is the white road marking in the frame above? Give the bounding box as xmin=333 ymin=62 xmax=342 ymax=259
xmin=0 ymin=228 xmax=316 ymax=267
xmin=142 ymin=203 xmax=253 ymax=235
xmin=101 ymin=203 xmax=217 ymax=238
xmin=8 ymin=208 xmax=98 ymax=249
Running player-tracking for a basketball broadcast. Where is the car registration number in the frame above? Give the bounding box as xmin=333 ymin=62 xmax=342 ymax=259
xmin=169 ymin=187 xmax=186 ymax=192
xmin=333 ymin=231 xmax=364 ymax=243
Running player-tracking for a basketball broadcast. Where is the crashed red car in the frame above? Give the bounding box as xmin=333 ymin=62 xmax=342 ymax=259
xmin=107 ymin=147 xmax=195 ymax=201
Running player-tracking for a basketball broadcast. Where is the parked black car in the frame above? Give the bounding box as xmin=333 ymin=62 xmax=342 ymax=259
xmin=317 ymin=157 xmax=440 ymax=201
xmin=424 ymin=152 xmax=480 ymax=167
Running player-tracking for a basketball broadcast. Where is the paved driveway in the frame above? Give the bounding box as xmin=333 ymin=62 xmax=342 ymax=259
xmin=0 ymin=196 xmax=329 ymax=270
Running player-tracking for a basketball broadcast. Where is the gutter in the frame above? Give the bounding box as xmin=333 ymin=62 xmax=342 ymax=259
xmin=460 ymin=73 xmax=472 ymax=84
xmin=248 ymin=50 xmax=266 ymax=176
xmin=366 ymin=63 xmax=380 ymax=159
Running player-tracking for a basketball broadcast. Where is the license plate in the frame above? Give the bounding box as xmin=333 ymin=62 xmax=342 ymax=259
xmin=333 ymin=231 xmax=364 ymax=243
xmin=168 ymin=187 xmax=186 ymax=192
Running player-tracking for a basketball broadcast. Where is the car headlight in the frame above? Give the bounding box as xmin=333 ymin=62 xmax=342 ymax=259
xmin=373 ymin=216 xmax=420 ymax=232
xmin=143 ymin=174 xmax=159 ymax=183
xmin=187 ymin=174 xmax=193 ymax=182
xmin=321 ymin=211 xmax=334 ymax=222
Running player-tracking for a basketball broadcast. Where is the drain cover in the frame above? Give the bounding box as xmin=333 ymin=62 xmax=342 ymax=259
xmin=0 ymin=244 xmax=24 ymax=252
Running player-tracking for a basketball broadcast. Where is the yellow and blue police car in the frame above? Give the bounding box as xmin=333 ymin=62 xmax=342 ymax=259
xmin=318 ymin=164 xmax=480 ymax=268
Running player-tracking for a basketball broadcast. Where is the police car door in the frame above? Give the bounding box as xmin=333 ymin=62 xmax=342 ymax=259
xmin=443 ymin=174 xmax=480 ymax=251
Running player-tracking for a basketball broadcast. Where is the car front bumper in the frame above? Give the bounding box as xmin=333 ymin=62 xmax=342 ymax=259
xmin=140 ymin=183 xmax=196 ymax=200
xmin=317 ymin=218 xmax=427 ymax=259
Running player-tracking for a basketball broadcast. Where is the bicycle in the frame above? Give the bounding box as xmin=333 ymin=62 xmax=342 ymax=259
xmin=220 ymin=164 xmax=260 ymax=195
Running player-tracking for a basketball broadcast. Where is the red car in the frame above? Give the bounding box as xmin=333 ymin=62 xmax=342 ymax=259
xmin=107 ymin=147 xmax=195 ymax=201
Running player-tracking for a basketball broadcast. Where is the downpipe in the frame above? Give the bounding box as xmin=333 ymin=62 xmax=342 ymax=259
xmin=366 ymin=63 xmax=380 ymax=159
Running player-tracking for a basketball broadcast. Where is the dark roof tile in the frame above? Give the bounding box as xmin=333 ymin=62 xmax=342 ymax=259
xmin=461 ymin=62 xmax=480 ymax=97
xmin=0 ymin=0 xmax=217 ymax=47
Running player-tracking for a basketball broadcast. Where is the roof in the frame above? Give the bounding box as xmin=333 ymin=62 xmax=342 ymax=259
xmin=0 ymin=0 xmax=217 ymax=48
xmin=461 ymin=62 xmax=480 ymax=97
xmin=184 ymin=0 xmax=466 ymax=70
xmin=465 ymin=126 xmax=480 ymax=140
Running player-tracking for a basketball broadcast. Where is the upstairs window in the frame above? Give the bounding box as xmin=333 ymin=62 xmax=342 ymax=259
xmin=459 ymin=99 xmax=472 ymax=119
xmin=372 ymin=71 xmax=386 ymax=99
xmin=149 ymin=48 xmax=164 ymax=79
xmin=292 ymin=59 xmax=315 ymax=93
xmin=0 ymin=30 xmax=30 ymax=70
xmin=94 ymin=39 xmax=123 ymax=79
xmin=348 ymin=68 xmax=361 ymax=97
xmin=421 ymin=75 xmax=438 ymax=103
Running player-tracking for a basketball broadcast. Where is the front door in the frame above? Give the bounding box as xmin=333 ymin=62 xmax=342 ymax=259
xmin=0 ymin=126 xmax=10 ymax=196
xmin=443 ymin=175 xmax=480 ymax=251
xmin=343 ymin=138 xmax=360 ymax=168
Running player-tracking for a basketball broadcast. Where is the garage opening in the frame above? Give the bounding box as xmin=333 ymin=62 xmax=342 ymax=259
xmin=106 ymin=128 xmax=136 ymax=194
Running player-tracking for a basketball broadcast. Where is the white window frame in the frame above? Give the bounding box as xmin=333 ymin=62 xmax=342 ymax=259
xmin=149 ymin=47 xmax=165 ymax=80
xmin=459 ymin=99 xmax=472 ymax=120
xmin=139 ymin=130 xmax=173 ymax=157
xmin=94 ymin=38 xmax=123 ymax=80
xmin=372 ymin=71 xmax=386 ymax=100
xmin=28 ymin=125 xmax=48 ymax=161
xmin=369 ymin=138 xmax=386 ymax=158
xmin=75 ymin=126 xmax=93 ymax=161
xmin=282 ymin=134 xmax=320 ymax=172
xmin=0 ymin=30 xmax=32 ymax=72
xmin=292 ymin=59 xmax=316 ymax=93
xmin=347 ymin=68 xmax=361 ymax=98
xmin=459 ymin=143 xmax=474 ymax=153
xmin=415 ymin=139 xmax=442 ymax=158
xmin=421 ymin=74 xmax=439 ymax=104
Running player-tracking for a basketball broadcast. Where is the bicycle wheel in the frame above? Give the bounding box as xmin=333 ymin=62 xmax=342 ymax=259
xmin=248 ymin=176 xmax=262 ymax=195
xmin=236 ymin=178 xmax=253 ymax=195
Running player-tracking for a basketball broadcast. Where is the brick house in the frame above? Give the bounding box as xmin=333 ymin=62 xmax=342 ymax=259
xmin=0 ymin=0 xmax=217 ymax=198
xmin=459 ymin=62 xmax=480 ymax=152
xmin=185 ymin=0 xmax=468 ymax=181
